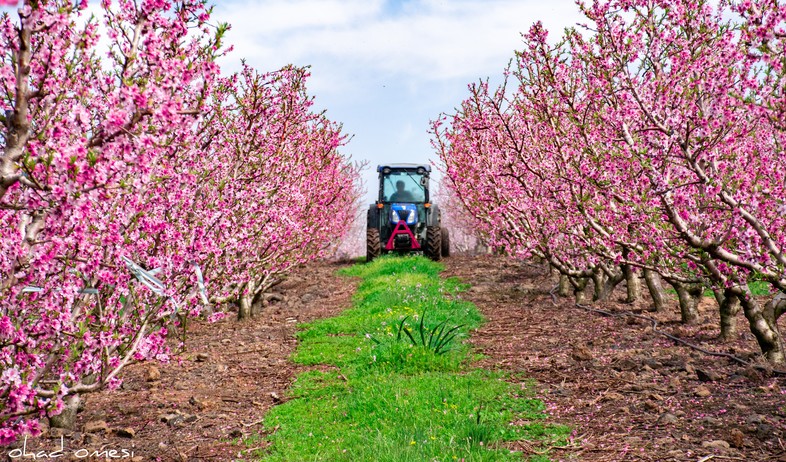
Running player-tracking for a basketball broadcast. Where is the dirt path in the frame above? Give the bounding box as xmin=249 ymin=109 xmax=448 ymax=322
xmin=444 ymin=255 xmax=786 ymax=462
xmin=16 ymin=261 xmax=356 ymax=462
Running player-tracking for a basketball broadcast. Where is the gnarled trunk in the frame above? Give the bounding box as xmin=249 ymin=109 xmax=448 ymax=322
xmin=591 ymin=267 xmax=624 ymax=302
xmin=49 ymin=395 xmax=81 ymax=430
xmin=741 ymin=292 xmax=785 ymax=365
xmin=237 ymin=276 xmax=276 ymax=320
xmin=622 ymin=264 xmax=640 ymax=303
xmin=558 ymin=274 xmax=570 ymax=297
xmin=718 ymin=289 xmax=741 ymax=342
xmin=238 ymin=281 xmax=255 ymax=320
xmin=571 ymin=277 xmax=589 ymax=304
xmin=619 ymin=247 xmax=639 ymax=303
xmin=643 ymin=269 xmax=665 ymax=312
xmin=673 ymin=282 xmax=702 ymax=324
xmin=591 ymin=270 xmax=606 ymax=301
xmin=712 ymin=288 xmax=725 ymax=308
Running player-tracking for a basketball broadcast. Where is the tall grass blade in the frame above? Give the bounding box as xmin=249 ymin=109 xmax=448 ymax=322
xmin=428 ymin=320 xmax=448 ymax=349
xmin=434 ymin=324 xmax=465 ymax=354
xmin=396 ymin=315 xmax=411 ymax=341
xmin=401 ymin=325 xmax=417 ymax=345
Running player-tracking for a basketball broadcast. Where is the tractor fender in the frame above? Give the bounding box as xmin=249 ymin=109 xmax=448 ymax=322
xmin=367 ymin=204 xmax=380 ymax=229
xmin=426 ymin=204 xmax=441 ymax=227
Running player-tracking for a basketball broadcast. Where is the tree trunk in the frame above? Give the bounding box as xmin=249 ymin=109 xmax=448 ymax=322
xmin=238 ymin=281 xmax=255 ymax=321
xmin=571 ymin=277 xmax=589 ymax=305
xmin=591 ymin=270 xmax=607 ymax=301
xmin=768 ymin=293 xmax=786 ymax=322
xmin=49 ymin=395 xmax=81 ymax=430
xmin=673 ymin=282 xmax=701 ymax=324
xmin=712 ymin=288 xmax=725 ymax=308
xmin=718 ymin=289 xmax=741 ymax=342
xmin=740 ymin=292 xmax=785 ymax=365
xmin=238 ymin=295 xmax=252 ymax=320
xmin=592 ymin=267 xmax=624 ymax=302
xmin=558 ymin=274 xmax=570 ymax=297
xmin=643 ymin=269 xmax=666 ymax=312
xmin=622 ymin=264 xmax=641 ymax=303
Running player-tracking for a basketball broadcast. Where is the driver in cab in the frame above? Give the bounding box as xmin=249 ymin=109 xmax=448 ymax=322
xmin=390 ymin=180 xmax=415 ymax=202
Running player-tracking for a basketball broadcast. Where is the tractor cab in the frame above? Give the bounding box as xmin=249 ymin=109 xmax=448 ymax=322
xmin=381 ymin=169 xmax=427 ymax=203
xmin=366 ymin=164 xmax=449 ymax=261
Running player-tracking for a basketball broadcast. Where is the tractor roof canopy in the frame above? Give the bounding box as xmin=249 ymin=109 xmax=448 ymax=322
xmin=377 ymin=164 xmax=431 ymax=173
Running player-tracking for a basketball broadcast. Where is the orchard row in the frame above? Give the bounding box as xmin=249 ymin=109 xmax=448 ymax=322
xmin=0 ymin=1 xmax=360 ymax=443
xmin=434 ymin=0 xmax=786 ymax=364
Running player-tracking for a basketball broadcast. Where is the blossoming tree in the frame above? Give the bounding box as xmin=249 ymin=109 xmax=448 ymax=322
xmin=434 ymin=0 xmax=786 ymax=364
xmin=0 ymin=0 xmax=361 ymax=443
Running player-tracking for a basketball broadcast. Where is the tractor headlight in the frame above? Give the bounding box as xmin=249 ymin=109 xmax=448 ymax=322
xmin=391 ymin=204 xmax=417 ymax=225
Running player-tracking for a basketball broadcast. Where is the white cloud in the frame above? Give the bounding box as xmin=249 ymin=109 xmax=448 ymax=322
xmin=213 ymin=0 xmax=583 ymax=85
xmin=223 ymin=0 xmax=382 ymax=34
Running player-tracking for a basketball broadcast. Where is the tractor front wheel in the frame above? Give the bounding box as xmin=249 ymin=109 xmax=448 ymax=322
xmin=367 ymin=228 xmax=381 ymax=262
xmin=424 ymin=226 xmax=442 ymax=261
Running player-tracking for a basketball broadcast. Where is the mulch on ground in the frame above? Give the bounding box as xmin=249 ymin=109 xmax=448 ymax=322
xmin=444 ymin=255 xmax=786 ymax=462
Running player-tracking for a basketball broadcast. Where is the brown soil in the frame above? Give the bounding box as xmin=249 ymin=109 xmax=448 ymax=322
xmin=12 ymin=261 xmax=357 ymax=462
xmin=443 ymin=255 xmax=786 ymax=462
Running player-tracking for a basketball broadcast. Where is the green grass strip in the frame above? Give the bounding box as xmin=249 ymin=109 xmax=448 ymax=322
xmin=247 ymin=255 xmax=569 ymax=461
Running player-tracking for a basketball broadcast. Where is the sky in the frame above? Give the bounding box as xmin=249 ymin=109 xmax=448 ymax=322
xmin=209 ymin=0 xmax=585 ymax=202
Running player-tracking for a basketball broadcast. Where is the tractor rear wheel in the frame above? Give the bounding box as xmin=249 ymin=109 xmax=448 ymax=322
xmin=424 ymin=226 xmax=442 ymax=261
xmin=367 ymin=228 xmax=381 ymax=262
xmin=441 ymin=228 xmax=450 ymax=257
